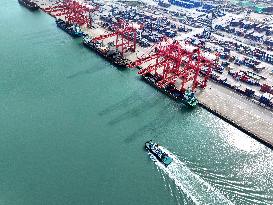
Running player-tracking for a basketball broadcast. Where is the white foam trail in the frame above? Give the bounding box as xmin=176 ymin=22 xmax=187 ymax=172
xmin=153 ymin=147 xmax=235 ymax=205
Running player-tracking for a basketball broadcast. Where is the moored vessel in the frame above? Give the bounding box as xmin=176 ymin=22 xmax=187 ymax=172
xmin=55 ymin=19 xmax=84 ymax=37
xmin=141 ymin=72 xmax=198 ymax=107
xmin=83 ymin=36 xmax=131 ymax=68
xmin=18 ymin=0 xmax=39 ymax=10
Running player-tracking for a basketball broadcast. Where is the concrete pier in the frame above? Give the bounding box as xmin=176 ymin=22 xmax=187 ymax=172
xmin=197 ymin=82 xmax=273 ymax=147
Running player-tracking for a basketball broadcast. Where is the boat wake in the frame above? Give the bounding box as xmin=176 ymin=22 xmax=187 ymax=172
xmin=151 ymin=147 xmax=235 ymax=205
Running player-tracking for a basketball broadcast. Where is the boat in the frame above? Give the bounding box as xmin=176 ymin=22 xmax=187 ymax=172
xmin=141 ymin=72 xmax=198 ymax=107
xmin=83 ymin=36 xmax=131 ymax=68
xmin=18 ymin=0 xmax=39 ymax=10
xmin=145 ymin=140 xmax=173 ymax=167
xmin=55 ymin=19 xmax=84 ymax=38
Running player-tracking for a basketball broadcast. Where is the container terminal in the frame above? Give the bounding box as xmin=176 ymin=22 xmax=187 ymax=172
xmin=20 ymin=0 xmax=273 ymax=146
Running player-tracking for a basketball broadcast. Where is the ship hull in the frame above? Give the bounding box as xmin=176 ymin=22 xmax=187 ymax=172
xmin=141 ymin=73 xmax=198 ymax=107
xmin=18 ymin=0 xmax=39 ymax=10
xmin=56 ymin=19 xmax=84 ymax=38
xmin=83 ymin=39 xmax=130 ymax=68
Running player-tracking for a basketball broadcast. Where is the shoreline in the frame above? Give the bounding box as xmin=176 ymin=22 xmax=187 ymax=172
xmin=199 ymin=102 xmax=273 ymax=149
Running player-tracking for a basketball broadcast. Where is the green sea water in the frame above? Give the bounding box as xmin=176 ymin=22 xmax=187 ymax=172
xmin=0 ymin=1 xmax=273 ymax=205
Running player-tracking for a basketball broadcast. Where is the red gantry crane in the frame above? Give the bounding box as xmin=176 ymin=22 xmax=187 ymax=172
xmin=44 ymin=0 xmax=98 ymax=27
xmin=128 ymin=37 xmax=214 ymax=92
xmin=91 ymin=19 xmax=142 ymax=56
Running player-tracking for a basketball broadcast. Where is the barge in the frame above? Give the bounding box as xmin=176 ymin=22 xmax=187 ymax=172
xmin=141 ymin=72 xmax=198 ymax=107
xmin=145 ymin=140 xmax=173 ymax=167
xmin=18 ymin=0 xmax=39 ymax=10
xmin=83 ymin=36 xmax=131 ymax=68
xmin=55 ymin=19 xmax=84 ymax=37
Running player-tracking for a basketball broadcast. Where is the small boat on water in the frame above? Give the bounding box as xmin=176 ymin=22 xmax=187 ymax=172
xmin=18 ymin=0 xmax=39 ymax=10
xmin=145 ymin=140 xmax=173 ymax=167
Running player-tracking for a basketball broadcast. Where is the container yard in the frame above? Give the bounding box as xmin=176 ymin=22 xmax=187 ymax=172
xmin=19 ymin=0 xmax=273 ymax=146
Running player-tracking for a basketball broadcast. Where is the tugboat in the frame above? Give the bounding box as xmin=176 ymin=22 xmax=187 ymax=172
xmin=18 ymin=0 xmax=39 ymax=10
xmin=145 ymin=140 xmax=173 ymax=167
xmin=141 ymin=72 xmax=198 ymax=107
xmin=83 ymin=36 xmax=131 ymax=68
xmin=55 ymin=19 xmax=84 ymax=37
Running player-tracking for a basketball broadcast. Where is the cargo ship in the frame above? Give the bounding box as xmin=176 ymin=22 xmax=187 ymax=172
xmin=18 ymin=0 xmax=39 ymax=10
xmin=55 ymin=19 xmax=84 ymax=37
xmin=83 ymin=36 xmax=131 ymax=68
xmin=141 ymin=72 xmax=198 ymax=107
xmin=145 ymin=140 xmax=173 ymax=167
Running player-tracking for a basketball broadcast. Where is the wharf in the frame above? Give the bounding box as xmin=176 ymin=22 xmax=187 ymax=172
xmin=197 ymin=82 xmax=273 ymax=147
